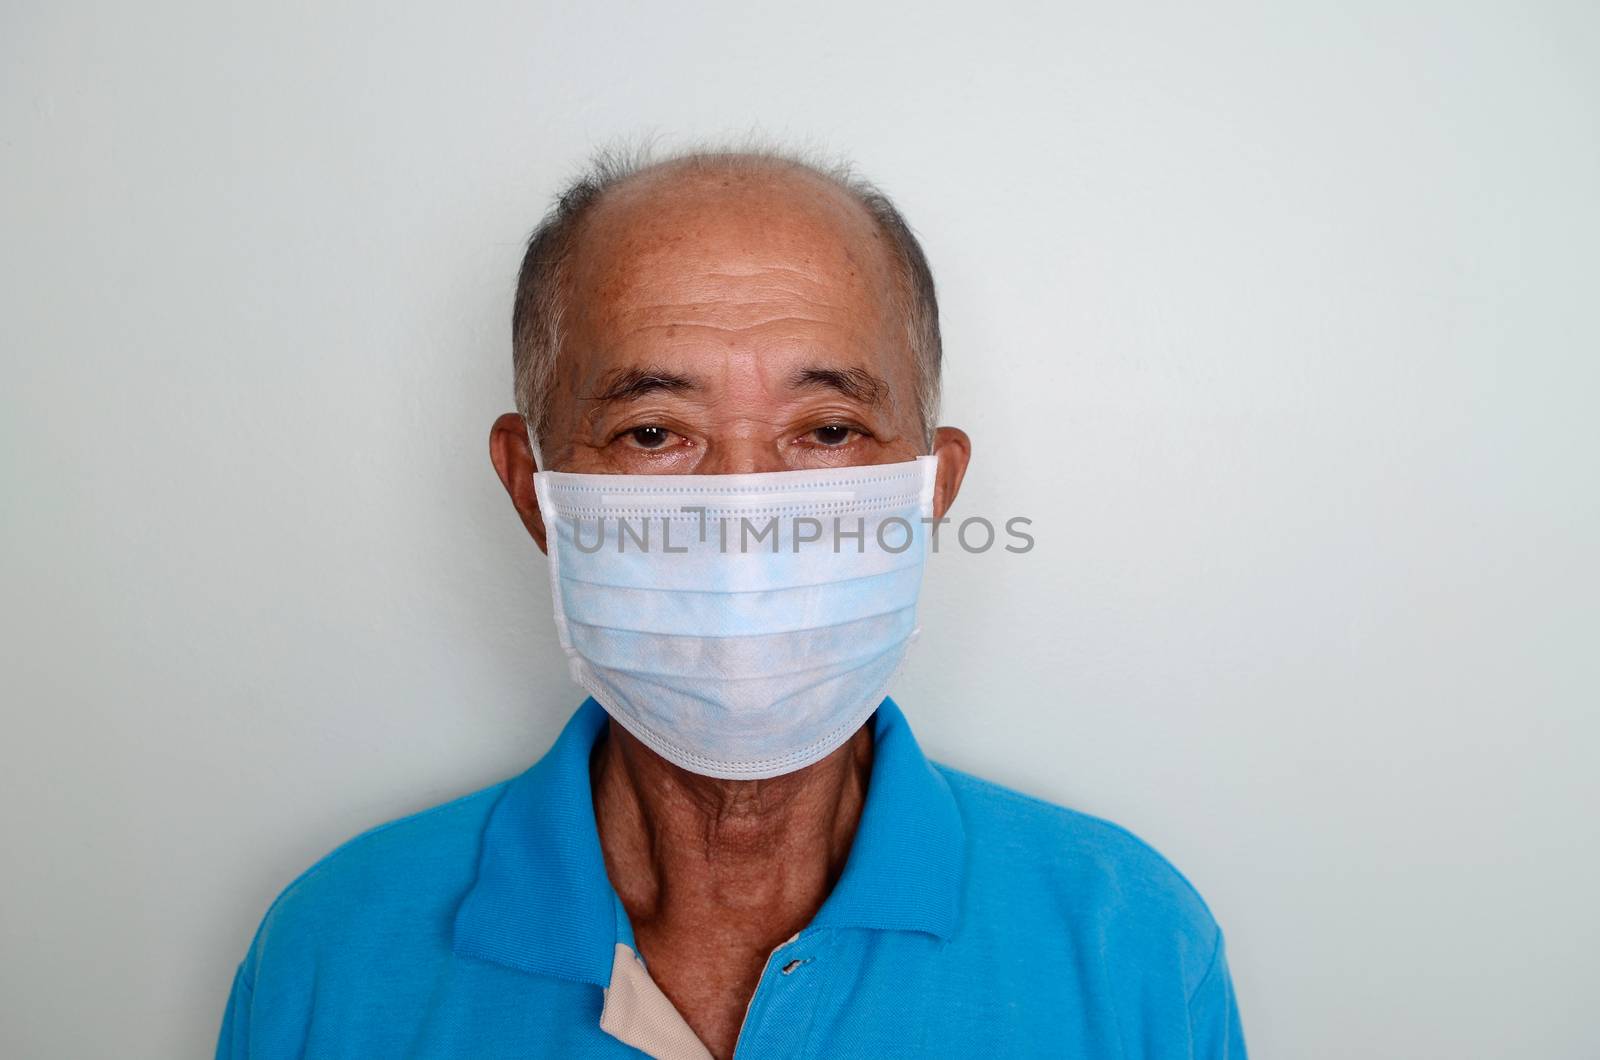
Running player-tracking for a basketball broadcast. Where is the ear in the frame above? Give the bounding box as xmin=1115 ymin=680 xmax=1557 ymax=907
xmin=489 ymin=412 xmax=549 ymax=554
xmin=929 ymin=426 xmax=971 ymax=520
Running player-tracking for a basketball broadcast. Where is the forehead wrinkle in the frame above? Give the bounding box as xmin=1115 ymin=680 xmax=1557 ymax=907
xmin=602 ymin=291 xmax=872 ymax=345
xmin=587 ymin=263 xmax=878 ymax=336
xmin=550 ymin=166 xmax=922 ymax=439
xmin=603 ymin=266 xmax=873 ymax=315
xmin=570 ymin=173 xmax=901 ymax=316
xmin=612 ymin=313 xmax=860 ymax=333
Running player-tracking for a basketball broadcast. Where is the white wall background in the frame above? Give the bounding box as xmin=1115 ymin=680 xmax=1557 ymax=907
xmin=4 ymin=2 xmax=1597 ymax=1057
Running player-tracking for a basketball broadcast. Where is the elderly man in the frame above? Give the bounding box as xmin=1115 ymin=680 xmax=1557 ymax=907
xmin=217 ymin=148 xmax=1246 ymax=1059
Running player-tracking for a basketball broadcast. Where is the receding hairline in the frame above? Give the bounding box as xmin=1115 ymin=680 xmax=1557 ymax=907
xmin=563 ymin=156 xmax=911 ymax=322
xmin=581 ymin=153 xmax=895 ymax=242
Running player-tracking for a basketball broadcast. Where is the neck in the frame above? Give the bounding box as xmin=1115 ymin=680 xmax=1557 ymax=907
xmin=590 ymin=719 xmax=875 ymax=950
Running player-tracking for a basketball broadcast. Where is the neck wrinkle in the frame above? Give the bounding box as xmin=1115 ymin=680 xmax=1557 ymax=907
xmin=592 ymin=718 xmax=874 ymax=939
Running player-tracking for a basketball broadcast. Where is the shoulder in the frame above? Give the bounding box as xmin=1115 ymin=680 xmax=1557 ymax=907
xmin=935 ymin=762 xmax=1223 ymax=989
xmin=240 ymin=778 xmax=512 ymax=975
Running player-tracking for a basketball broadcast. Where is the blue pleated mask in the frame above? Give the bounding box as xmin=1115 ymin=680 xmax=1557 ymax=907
xmin=533 ymin=456 xmax=938 ymax=779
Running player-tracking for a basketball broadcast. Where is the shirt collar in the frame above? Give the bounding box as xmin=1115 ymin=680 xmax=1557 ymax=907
xmin=808 ymin=697 xmax=965 ymax=940
xmin=452 ymin=697 xmax=965 ymax=985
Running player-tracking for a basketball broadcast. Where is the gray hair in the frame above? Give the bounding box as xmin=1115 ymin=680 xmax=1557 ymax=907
xmin=511 ymin=143 xmax=943 ymax=454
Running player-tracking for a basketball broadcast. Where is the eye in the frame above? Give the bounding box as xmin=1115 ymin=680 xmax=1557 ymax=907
xmin=809 ymin=425 xmax=858 ymax=447
xmin=625 ymin=425 xmax=675 ymax=450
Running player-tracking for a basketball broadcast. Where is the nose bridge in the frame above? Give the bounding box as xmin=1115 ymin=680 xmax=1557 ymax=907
xmin=699 ymin=435 xmax=786 ymax=476
xmin=692 ymin=357 xmax=788 ymax=474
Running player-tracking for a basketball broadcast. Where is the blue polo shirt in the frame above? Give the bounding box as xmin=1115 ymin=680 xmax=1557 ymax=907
xmin=216 ymin=698 xmax=1245 ymax=1058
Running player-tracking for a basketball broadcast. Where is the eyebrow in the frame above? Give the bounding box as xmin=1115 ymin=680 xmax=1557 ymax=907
xmin=586 ymin=366 xmax=702 ymax=405
xmin=787 ymin=365 xmax=891 ymax=407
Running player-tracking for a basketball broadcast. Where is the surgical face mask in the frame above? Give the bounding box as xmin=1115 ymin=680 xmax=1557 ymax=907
xmin=533 ymin=456 xmax=938 ymax=779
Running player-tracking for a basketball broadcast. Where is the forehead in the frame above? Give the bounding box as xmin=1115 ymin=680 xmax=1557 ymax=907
xmin=563 ymin=164 xmax=906 ymax=347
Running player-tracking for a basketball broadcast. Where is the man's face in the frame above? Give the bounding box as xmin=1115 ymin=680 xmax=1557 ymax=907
xmin=491 ymin=163 xmax=970 ymax=551
xmin=540 ymin=166 xmax=928 ymax=476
